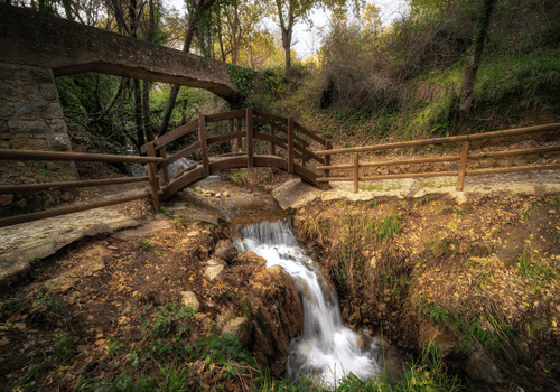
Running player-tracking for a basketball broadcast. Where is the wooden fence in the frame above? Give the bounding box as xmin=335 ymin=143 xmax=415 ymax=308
xmin=140 ymin=108 xmax=329 ymax=200
xmin=315 ymin=123 xmax=560 ymax=193
xmin=0 ymin=150 xmax=163 ymax=228
xmin=0 ymin=109 xmax=327 ymax=228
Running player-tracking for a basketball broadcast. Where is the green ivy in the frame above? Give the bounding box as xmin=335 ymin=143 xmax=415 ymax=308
xmin=227 ymin=65 xmax=256 ymax=109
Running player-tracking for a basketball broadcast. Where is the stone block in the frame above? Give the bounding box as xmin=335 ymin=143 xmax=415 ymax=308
xmin=0 ymin=141 xmax=10 ymax=149
xmin=0 ymin=133 xmax=11 ymax=140
xmin=15 ymin=102 xmax=37 ymax=120
xmin=47 ymin=132 xmax=71 ymax=151
xmin=40 ymin=103 xmax=64 ymax=119
xmin=0 ymin=64 xmax=15 ymax=82
xmin=21 ymin=85 xmax=41 ymax=101
xmin=0 ymin=82 xmax=15 ymax=100
xmin=32 ymin=133 xmax=47 ymax=139
xmin=478 ymin=158 xmax=495 ymax=168
xmin=0 ymin=102 xmax=14 ymax=120
xmin=40 ymin=83 xmax=59 ymax=102
xmin=18 ymin=66 xmax=54 ymax=85
xmin=8 ymin=120 xmax=48 ymax=133
xmin=13 ymin=138 xmax=48 ymax=150
xmin=0 ymin=121 xmax=8 ymax=132
xmin=49 ymin=119 xmax=68 ymax=133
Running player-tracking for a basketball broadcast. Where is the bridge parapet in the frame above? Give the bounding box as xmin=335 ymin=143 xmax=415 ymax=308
xmin=0 ymin=4 xmax=235 ymax=98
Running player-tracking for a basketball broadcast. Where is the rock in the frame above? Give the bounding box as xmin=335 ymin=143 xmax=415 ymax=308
xmin=16 ymin=161 xmax=25 ymax=167
xmin=248 ymin=264 xmax=303 ymax=376
xmin=370 ymin=335 xmax=405 ymax=383
xmin=204 ymin=259 xmax=226 ymax=281
xmin=465 ymin=347 xmax=503 ymax=384
xmin=0 ymin=194 xmax=13 ymax=206
xmin=181 ymin=291 xmax=199 ymax=311
xmin=223 ymin=317 xmax=250 ymax=345
xmin=271 ymin=178 xmax=321 ymax=210
xmin=214 ymin=239 xmax=236 ymax=263
xmin=61 ymin=192 xmax=75 ymax=203
xmin=418 ymin=321 xmax=459 ymax=356
xmin=107 ymin=245 xmax=118 ymax=250
xmin=237 ymin=251 xmax=267 ymax=268
xmin=17 ymin=198 xmax=27 ymax=208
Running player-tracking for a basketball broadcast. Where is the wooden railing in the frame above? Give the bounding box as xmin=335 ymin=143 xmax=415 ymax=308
xmin=0 ymin=150 xmax=163 ymax=228
xmin=315 ymin=123 xmax=560 ymax=193
xmin=141 ymin=108 xmax=329 ymax=200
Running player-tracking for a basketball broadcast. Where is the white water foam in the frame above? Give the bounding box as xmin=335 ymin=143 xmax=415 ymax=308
xmin=130 ymin=157 xmax=197 ymax=178
xmin=235 ymin=220 xmax=381 ymax=387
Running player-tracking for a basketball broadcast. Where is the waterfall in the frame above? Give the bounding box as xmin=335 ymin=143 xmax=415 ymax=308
xmin=235 ymin=220 xmax=381 ymax=386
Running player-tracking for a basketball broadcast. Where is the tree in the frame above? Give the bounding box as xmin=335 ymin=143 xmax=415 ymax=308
xmin=459 ymin=0 xmax=497 ymax=116
xmin=273 ymin=0 xmax=348 ymax=69
xmin=158 ymin=0 xmax=222 ymax=137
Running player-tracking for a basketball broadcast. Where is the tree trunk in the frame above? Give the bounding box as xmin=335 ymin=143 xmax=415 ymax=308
xmin=232 ymin=0 xmax=238 ymax=65
xmin=133 ymin=78 xmax=144 ymax=147
xmin=158 ymin=1 xmax=214 ymax=137
xmin=142 ymin=80 xmax=154 ymax=141
xmin=217 ymin=13 xmax=226 ymax=62
xmin=459 ymin=0 xmax=497 ymax=116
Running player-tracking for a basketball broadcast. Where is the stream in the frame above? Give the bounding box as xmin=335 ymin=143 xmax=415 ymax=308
xmin=235 ymin=220 xmax=381 ymax=386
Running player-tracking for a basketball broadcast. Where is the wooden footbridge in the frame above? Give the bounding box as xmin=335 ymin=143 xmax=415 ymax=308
xmin=1 ymin=108 xmax=558 ymax=228
xmin=139 ymin=109 xmax=330 ymax=208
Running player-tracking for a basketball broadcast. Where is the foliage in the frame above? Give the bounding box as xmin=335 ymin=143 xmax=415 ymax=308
xmin=55 ymin=335 xmax=74 ymax=361
xmin=137 ymin=240 xmax=151 ymax=250
xmin=227 ymin=64 xmax=257 ymax=109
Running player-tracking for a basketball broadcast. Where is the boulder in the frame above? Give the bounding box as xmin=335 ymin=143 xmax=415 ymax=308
xmin=248 ymin=264 xmax=304 ymax=376
xmin=180 ymin=291 xmax=199 ymax=311
xmin=465 ymin=346 xmax=503 ymax=384
xmin=214 ymin=239 xmax=237 ymax=263
xmin=418 ymin=321 xmax=459 ymax=356
xmin=204 ymin=259 xmax=227 ymax=281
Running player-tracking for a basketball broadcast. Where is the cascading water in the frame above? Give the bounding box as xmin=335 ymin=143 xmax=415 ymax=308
xmin=235 ymin=220 xmax=381 ymax=386
xmin=130 ymin=157 xmax=197 ymax=178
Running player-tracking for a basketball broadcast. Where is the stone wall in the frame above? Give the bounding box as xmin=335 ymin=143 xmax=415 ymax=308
xmin=0 ymin=63 xmax=76 ymax=176
xmin=0 ymin=63 xmax=77 ymax=217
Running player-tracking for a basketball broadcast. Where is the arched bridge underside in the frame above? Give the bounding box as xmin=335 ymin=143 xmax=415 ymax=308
xmin=163 ymin=155 xmax=321 ymax=200
xmin=0 ymin=4 xmax=235 ymax=98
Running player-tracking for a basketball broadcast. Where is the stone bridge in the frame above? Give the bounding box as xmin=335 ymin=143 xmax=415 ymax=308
xmin=0 ymin=4 xmax=234 ymax=98
xmin=0 ymin=4 xmax=235 ymax=167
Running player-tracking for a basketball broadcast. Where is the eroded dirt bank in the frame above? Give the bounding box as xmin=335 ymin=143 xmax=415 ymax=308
xmin=293 ymin=193 xmax=560 ymax=391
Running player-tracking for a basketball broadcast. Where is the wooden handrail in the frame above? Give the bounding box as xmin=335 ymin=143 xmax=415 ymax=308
xmin=315 ymin=123 xmax=560 ymax=193
xmin=141 ymin=119 xmax=198 ymax=152
xmin=314 ymin=123 xmax=560 ymax=156
xmin=0 ymin=149 xmax=163 ymax=162
xmin=0 ymin=191 xmax=156 ymax=228
xmin=0 ymin=176 xmax=149 ymax=194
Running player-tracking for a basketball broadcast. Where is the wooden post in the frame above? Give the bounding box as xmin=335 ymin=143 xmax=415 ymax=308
xmin=146 ymin=143 xmax=160 ymax=210
xmin=246 ymin=108 xmax=253 ymax=168
xmin=199 ymin=112 xmax=209 ymax=177
xmin=235 ymin=118 xmax=243 ymax=151
xmin=457 ymin=140 xmax=469 ymax=191
xmin=270 ymin=126 xmax=276 ymax=156
xmin=287 ymin=115 xmax=294 ymax=174
xmin=323 ymin=141 xmax=332 ymax=190
xmin=158 ymin=147 xmax=170 ymax=184
xmin=353 ymin=151 xmax=359 ymax=193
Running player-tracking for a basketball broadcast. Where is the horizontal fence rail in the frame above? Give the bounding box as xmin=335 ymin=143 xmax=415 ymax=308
xmin=0 ymin=150 xmax=163 ymax=228
xmin=315 ymin=123 xmax=560 ymax=193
